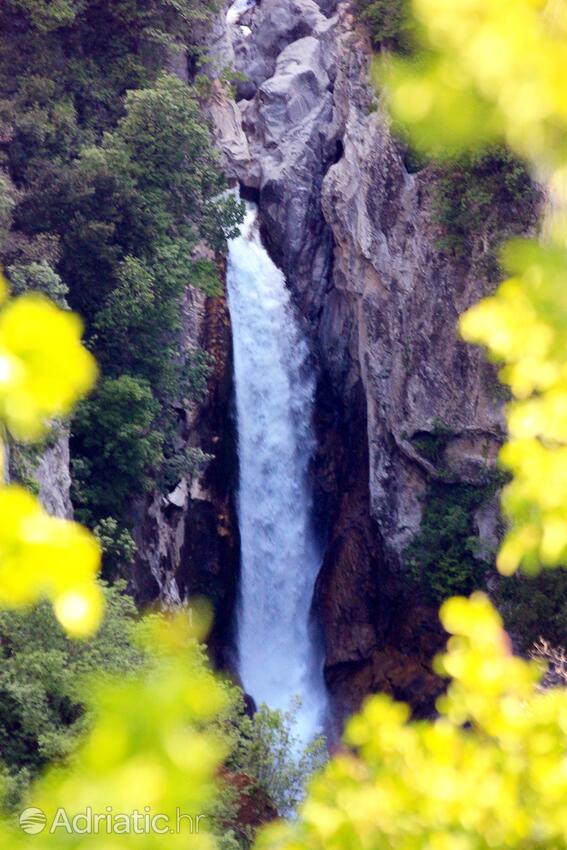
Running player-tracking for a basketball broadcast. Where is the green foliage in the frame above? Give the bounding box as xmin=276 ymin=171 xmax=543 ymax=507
xmin=406 ymin=481 xmax=495 ymax=603
xmin=0 ymin=0 xmax=244 ymax=554
xmin=195 ymin=65 xmax=250 ymax=100
xmin=354 ymin=0 xmax=413 ymax=51
xmin=410 ymin=421 xmax=453 ymax=465
xmin=7 ymin=261 xmax=68 ymax=306
xmin=184 ymin=347 xmax=214 ymax=402
xmin=256 ymin=595 xmax=567 ymax=850
xmin=496 ymin=568 xmax=567 ymax=651
xmin=1 ymin=613 xmax=229 ymax=850
xmin=0 ymin=582 xmax=143 ymax=810
xmin=161 ymin=446 xmax=213 ymax=492
xmin=0 ymin=174 xmax=15 ymax=251
xmin=8 ymin=441 xmax=41 ymax=496
xmin=93 ymin=517 xmax=136 ymax=575
xmin=5 ymin=0 xmax=79 ymax=32
xmin=72 ymin=376 xmax=163 ymax=521
xmin=64 ymin=72 xmax=242 ymax=528
xmin=0 ymin=594 xmax=325 ymax=832
xmin=432 ymin=147 xmax=540 ymax=274
xmin=228 ymin=698 xmax=327 ymax=819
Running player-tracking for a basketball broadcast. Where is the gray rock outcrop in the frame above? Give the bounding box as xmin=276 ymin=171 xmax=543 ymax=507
xmin=36 ymin=429 xmax=73 ymax=519
xmin=129 ymin=270 xmax=240 ymax=665
xmin=6 ymin=427 xmax=73 ymax=519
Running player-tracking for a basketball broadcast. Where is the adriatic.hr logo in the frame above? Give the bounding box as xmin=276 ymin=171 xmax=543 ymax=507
xmin=18 ymin=806 xmax=206 ymax=835
xmin=19 ymin=808 xmax=48 ymax=835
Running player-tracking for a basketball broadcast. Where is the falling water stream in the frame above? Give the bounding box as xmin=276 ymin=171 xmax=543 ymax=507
xmin=227 ymin=201 xmax=327 ymax=742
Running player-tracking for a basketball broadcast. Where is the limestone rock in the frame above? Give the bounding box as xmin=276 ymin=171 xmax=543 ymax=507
xmin=36 ymin=429 xmax=73 ymax=519
xmin=129 ymin=281 xmax=240 ymax=666
xmin=207 ymin=81 xmax=259 ymax=186
xmin=206 ymin=0 xmax=508 ymax=720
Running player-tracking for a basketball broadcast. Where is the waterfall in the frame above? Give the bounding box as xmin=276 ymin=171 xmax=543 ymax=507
xmin=227 ymin=201 xmax=326 ymax=742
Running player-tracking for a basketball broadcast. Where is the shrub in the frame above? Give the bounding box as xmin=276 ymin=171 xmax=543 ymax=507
xmin=72 ymin=375 xmax=163 ymax=521
xmin=406 ymin=481 xmax=495 ymax=603
xmin=432 ymin=146 xmax=540 ymax=274
xmin=354 ymin=0 xmax=413 ymax=51
xmin=0 ymin=582 xmax=144 ymax=809
xmin=229 ymin=698 xmax=327 ymax=818
xmin=496 ymin=567 xmax=567 ymax=651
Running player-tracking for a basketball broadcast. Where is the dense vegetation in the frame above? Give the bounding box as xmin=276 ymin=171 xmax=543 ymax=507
xmin=353 ymin=0 xmax=412 ymax=51
xmin=405 ymin=481 xmax=494 ymax=604
xmin=0 ymin=583 xmax=143 ymax=809
xmin=431 ymin=147 xmax=541 ymax=274
xmin=0 ymin=586 xmax=324 ymax=841
xmin=497 ymin=568 xmax=567 ymax=651
xmin=0 ymin=0 xmax=242 ymax=571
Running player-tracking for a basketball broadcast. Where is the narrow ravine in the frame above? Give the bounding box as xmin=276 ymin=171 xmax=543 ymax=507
xmin=227 ymin=200 xmax=327 ymax=742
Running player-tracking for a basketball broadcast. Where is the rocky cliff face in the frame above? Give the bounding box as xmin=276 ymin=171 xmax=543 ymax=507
xmin=6 ymin=427 xmax=73 ymax=519
xmin=35 ymin=430 xmax=74 ymax=519
xmin=205 ymin=0 xmax=506 ymax=722
xmin=129 ymin=276 xmax=240 ymax=665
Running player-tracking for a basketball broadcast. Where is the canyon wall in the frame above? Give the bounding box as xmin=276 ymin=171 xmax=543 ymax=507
xmin=205 ymin=0 xmax=505 ymax=721
xmin=128 ymin=275 xmax=241 ymax=665
xmin=6 ymin=428 xmax=73 ymax=519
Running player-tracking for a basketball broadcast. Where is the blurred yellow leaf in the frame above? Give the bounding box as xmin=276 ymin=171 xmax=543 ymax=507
xmin=256 ymin=595 xmax=567 ymax=850
xmin=0 ymin=486 xmax=102 ymax=636
xmin=7 ymin=616 xmax=228 ymax=850
xmin=0 ymin=294 xmax=97 ymax=440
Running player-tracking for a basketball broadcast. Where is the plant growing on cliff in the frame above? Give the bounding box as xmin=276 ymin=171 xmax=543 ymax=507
xmin=496 ymin=567 xmax=567 ymax=652
xmin=65 ymin=73 xmax=242 ymax=532
xmin=354 ymin=0 xmax=413 ymax=51
xmin=228 ymin=698 xmax=327 ymax=819
xmin=0 ymin=0 xmax=244 ymax=554
xmin=431 ymin=146 xmax=541 ymax=275
xmin=93 ymin=518 xmax=136 ymax=576
xmin=410 ymin=421 xmax=453 ymax=466
xmin=405 ymin=481 xmax=492 ymax=603
xmin=72 ymin=375 xmax=163 ymax=522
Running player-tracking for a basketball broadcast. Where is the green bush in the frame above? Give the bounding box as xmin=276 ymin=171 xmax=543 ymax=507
xmin=8 ymin=441 xmax=41 ymax=496
xmin=230 ymin=699 xmax=327 ymax=818
xmin=432 ymin=146 xmax=541 ymax=274
xmin=354 ymin=0 xmax=413 ymax=51
xmin=0 ymin=582 xmax=144 ymax=809
xmin=496 ymin=568 xmax=567 ymax=651
xmin=7 ymin=260 xmax=68 ymax=306
xmin=160 ymin=447 xmax=213 ymax=492
xmin=93 ymin=517 xmax=136 ymax=576
xmin=410 ymin=421 xmax=454 ymax=465
xmin=406 ymin=481 xmax=496 ymax=603
xmin=72 ymin=375 xmax=163 ymax=521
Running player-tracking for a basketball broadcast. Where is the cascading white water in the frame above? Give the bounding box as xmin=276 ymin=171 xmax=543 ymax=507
xmin=227 ymin=201 xmax=326 ymax=742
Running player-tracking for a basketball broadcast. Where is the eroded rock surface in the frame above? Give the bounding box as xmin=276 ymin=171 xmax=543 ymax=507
xmin=129 ymin=277 xmax=240 ymax=665
xmin=202 ymin=0 xmax=507 ymax=720
xmin=36 ymin=429 xmax=74 ymax=519
xmin=6 ymin=428 xmax=73 ymax=519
